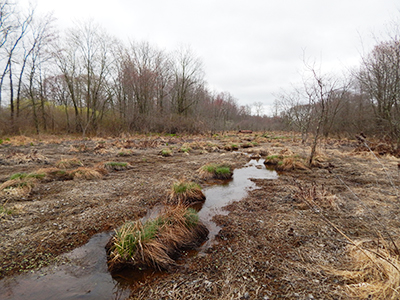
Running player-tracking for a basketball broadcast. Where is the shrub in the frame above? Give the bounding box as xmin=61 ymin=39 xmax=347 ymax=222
xmin=106 ymin=205 xmax=208 ymax=272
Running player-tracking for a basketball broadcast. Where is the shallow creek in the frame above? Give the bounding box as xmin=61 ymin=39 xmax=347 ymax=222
xmin=0 ymin=159 xmax=277 ymax=300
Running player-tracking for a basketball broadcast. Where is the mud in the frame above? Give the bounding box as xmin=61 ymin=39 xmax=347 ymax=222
xmin=1 ymin=134 xmax=400 ymax=299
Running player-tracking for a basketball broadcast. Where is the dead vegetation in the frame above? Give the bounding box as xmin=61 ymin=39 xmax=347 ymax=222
xmin=198 ymin=163 xmax=233 ymax=180
xmin=1 ymin=132 xmax=400 ymax=299
xmin=106 ymin=205 xmax=209 ymax=273
xmin=264 ymin=148 xmax=308 ymax=171
xmin=167 ymin=180 xmax=205 ymax=205
xmin=338 ymin=240 xmax=400 ymax=299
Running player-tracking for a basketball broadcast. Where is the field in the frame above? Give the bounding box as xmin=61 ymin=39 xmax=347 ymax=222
xmin=1 ymin=132 xmax=400 ymax=299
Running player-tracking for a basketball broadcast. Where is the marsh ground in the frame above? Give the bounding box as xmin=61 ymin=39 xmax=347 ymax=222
xmin=0 ymin=133 xmax=399 ymax=299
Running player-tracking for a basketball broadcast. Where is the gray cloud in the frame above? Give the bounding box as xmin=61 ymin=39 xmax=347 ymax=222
xmin=33 ymin=0 xmax=399 ymax=109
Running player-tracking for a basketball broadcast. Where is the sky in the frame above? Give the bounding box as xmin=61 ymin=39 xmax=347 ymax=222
xmin=28 ymin=0 xmax=400 ymax=115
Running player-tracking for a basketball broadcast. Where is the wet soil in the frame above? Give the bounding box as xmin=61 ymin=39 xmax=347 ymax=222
xmin=1 ymin=134 xmax=400 ymax=299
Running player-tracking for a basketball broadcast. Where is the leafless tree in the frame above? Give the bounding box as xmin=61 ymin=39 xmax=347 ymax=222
xmin=0 ymin=1 xmax=34 ymax=122
xmin=357 ymin=38 xmax=400 ymax=148
xmin=276 ymin=88 xmax=315 ymax=143
xmin=171 ymin=46 xmax=204 ymax=116
xmin=54 ymin=21 xmax=114 ymax=135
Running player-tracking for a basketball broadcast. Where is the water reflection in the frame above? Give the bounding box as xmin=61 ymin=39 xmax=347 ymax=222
xmin=0 ymin=159 xmax=277 ymax=300
xmin=198 ymin=159 xmax=277 ymax=248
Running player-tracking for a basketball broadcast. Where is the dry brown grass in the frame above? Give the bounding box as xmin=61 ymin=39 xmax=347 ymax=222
xmin=106 ymin=205 xmax=208 ymax=273
xmin=55 ymin=157 xmax=83 ymax=169
xmin=167 ymin=180 xmax=205 ymax=205
xmin=37 ymin=167 xmax=74 ymax=181
xmin=278 ymin=156 xmax=308 ymax=171
xmin=103 ymin=161 xmax=131 ymax=171
xmin=0 ymin=178 xmax=38 ymax=201
xmin=337 ymin=240 xmax=400 ymax=299
xmin=294 ymin=181 xmax=339 ymax=210
xmin=264 ymin=153 xmax=308 ymax=171
xmin=3 ymin=149 xmax=48 ymax=164
xmin=69 ymin=167 xmax=107 ymax=180
xmin=198 ymin=163 xmax=233 ymax=180
xmin=68 ymin=144 xmax=90 ymax=153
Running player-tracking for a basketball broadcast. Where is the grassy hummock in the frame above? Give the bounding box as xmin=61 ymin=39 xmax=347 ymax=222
xmin=55 ymin=157 xmax=83 ymax=169
xmin=199 ymin=163 xmax=233 ymax=180
xmin=106 ymin=205 xmax=208 ymax=273
xmin=168 ymin=180 xmax=205 ymax=205
xmin=104 ymin=161 xmax=130 ymax=171
xmin=264 ymin=153 xmax=308 ymax=171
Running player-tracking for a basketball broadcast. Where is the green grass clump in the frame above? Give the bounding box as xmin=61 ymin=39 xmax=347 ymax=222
xmin=55 ymin=158 xmax=83 ymax=169
xmin=169 ymin=180 xmax=205 ymax=205
xmin=179 ymin=147 xmax=191 ymax=153
xmin=9 ymin=172 xmax=45 ymax=181
xmin=106 ymin=206 xmax=208 ymax=272
xmin=160 ymin=149 xmax=172 ymax=157
xmin=104 ymin=162 xmax=130 ymax=171
xmin=200 ymin=163 xmax=233 ymax=180
xmin=0 ymin=205 xmax=14 ymax=215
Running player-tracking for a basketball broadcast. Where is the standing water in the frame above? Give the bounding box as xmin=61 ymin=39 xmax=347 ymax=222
xmin=199 ymin=159 xmax=278 ymax=247
xmin=0 ymin=159 xmax=277 ymax=300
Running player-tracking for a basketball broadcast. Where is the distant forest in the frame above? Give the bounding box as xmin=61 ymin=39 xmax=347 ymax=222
xmin=0 ymin=1 xmax=400 ymax=149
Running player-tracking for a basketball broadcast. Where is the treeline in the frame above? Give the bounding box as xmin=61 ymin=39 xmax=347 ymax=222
xmin=276 ymin=24 xmax=400 ymax=150
xmin=0 ymin=1 xmax=277 ymax=136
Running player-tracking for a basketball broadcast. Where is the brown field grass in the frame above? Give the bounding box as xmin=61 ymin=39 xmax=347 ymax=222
xmin=167 ymin=180 xmax=206 ymax=205
xmin=106 ymin=205 xmax=208 ymax=272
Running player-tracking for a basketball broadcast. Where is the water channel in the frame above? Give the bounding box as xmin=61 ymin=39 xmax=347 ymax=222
xmin=0 ymin=159 xmax=277 ymax=300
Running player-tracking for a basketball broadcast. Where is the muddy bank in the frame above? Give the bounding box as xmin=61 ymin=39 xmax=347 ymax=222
xmin=1 ymin=133 xmax=400 ymax=299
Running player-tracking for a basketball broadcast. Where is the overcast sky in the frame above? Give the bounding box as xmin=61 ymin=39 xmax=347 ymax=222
xmin=29 ymin=0 xmax=400 ymax=115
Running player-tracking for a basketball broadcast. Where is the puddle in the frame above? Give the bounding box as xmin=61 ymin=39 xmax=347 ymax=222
xmin=0 ymin=232 xmax=130 ymax=300
xmin=198 ymin=159 xmax=278 ymax=247
xmin=0 ymin=158 xmax=277 ymax=300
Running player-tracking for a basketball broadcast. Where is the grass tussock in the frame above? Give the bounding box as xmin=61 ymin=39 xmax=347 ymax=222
xmin=106 ymin=205 xmax=209 ymax=272
xmin=337 ymin=240 xmax=400 ymax=300
xmin=160 ymin=149 xmax=173 ymax=157
xmin=117 ymin=149 xmax=134 ymax=157
xmin=4 ymin=150 xmax=48 ymax=164
xmin=37 ymin=167 xmax=73 ymax=181
xmin=0 ymin=176 xmax=39 ymax=201
xmin=224 ymin=143 xmax=239 ymax=151
xmin=264 ymin=152 xmax=308 ymax=171
xmin=199 ymin=163 xmax=233 ymax=180
xmin=69 ymin=167 xmax=107 ymax=180
xmin=55 ymin=157 xmax=83 ymax=169
xmin=104 ymin=161 xmax=131 ymax=171
xmin=168 ymin=180 xmax=205 ymax=205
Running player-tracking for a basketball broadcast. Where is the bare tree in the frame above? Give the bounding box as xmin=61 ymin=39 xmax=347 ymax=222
xmin=276 ymin=88 xmax=315 ymax=143
xmin=357 ymin=39 xmax=400 ymax=148
xmin=0 ymin=1 xmax=34 ymax=122
xmin=252 ymin=101 xmax=264 ymax=117
xmin=54 ymin=21 xmax=114 ymax=135
xmin=171 ymin=47 xmax=204 ymax=116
